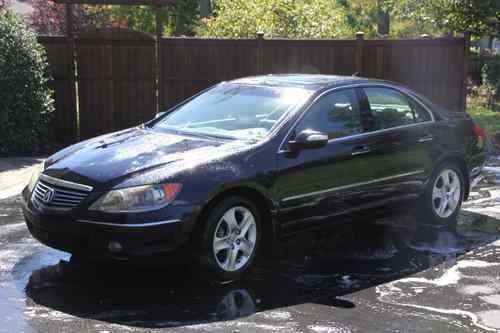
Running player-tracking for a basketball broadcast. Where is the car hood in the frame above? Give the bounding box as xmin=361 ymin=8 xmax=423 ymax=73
xmin=43 ymin=127 xmax=250 ymax=187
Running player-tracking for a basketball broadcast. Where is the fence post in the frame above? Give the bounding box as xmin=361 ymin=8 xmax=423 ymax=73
xmin=65 ymin=3 xmax=78 ymax=142
xmin=256 ymin=31 xmax=264 ymax=75
xmin=356 ymin=31 xmax=364 ymax=76
xmin=155 ymin=5 xmax=164 ymax=114
xmin=461 ymin=31 xmax=471 ymax=112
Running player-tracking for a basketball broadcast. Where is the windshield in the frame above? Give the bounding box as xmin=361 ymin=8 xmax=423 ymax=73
xmin=154 ymin=83 xmax=312 ymax=140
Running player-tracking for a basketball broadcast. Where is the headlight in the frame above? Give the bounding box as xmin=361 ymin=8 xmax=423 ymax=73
xmin=89 ymin=183 xmax=182 ymax=213
xmin=27 ymin=162 xmax=44 ymax=193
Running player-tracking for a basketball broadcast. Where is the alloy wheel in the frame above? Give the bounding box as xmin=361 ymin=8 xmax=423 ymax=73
xmin=432 ymin=169 xmax=461 ymax=218
xmin=213 ymin=206 xmax=257 ymax=272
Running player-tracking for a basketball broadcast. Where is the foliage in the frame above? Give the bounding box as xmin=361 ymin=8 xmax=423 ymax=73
xmin=197 ymin=0 xmax=352 ymax=38
xmin=436 ymin=0 xmax=499 ymax=36
xmin=338 ymin=0 xmax=379 ymax=37
xmin=0 ymin=9 xmax=54 ymax=154
xmin=478 ymin=64 xmax=497 ymax=107
xmin=26 ymin=0 xmax=499 ymax=38
xmin=467 ymin=98 xmax=500 ymax=137
xmin=30 ymin=0 xmax=93 ymax=35
xmin=396 ymin=0 xmax=499 ymax=37
xmin=87 ymin=2 xmax=199 ymax=36
xmin=338 ymin=0 xmax=447 ymax=37
xmin=0 ymin=0 xmax=9 ymax=9
xmin=470 ymin=54 xmax=500 ymax=102
xmin=339 ymin=0 xmax=498 ymax=38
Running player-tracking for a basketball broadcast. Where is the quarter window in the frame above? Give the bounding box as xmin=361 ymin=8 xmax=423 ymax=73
xmin=364 ymin=87 xmax=430 ymax=130
xmin=295 ymin=89 xmax=362 ymax=140
xmin=411 ymin=99 xmax=432 ymax=123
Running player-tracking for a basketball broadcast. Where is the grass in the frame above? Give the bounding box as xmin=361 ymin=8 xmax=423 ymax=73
xmin=466 ymin=98 xmax=500 ymax=137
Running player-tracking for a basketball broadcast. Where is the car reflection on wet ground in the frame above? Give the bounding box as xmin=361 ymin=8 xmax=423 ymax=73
xmin=1 ymin=187 xmax=500 ymax=333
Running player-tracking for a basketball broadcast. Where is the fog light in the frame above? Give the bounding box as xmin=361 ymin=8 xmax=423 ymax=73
xmin=108 ymin=241 xmax=123 ymax=253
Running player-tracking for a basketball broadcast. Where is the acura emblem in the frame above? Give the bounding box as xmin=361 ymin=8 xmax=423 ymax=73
xmin=42 ymin=188 xmax=55 ymax=204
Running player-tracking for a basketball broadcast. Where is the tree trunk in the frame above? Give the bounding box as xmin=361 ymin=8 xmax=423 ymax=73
xmin=200 ymin=0 xmax=212 ymax=18
xmin=377 ymin=0 xmax=390 ymax=36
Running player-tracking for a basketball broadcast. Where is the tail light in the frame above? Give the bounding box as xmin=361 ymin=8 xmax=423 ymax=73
xmin=472 ymin=122 xmax=484 ymax=139
xmin=472 ymin=122 xmax=485 ymax=148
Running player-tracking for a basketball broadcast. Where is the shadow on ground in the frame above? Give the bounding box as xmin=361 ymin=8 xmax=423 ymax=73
xmin=23 ymin=209 xmax=500 ymax=329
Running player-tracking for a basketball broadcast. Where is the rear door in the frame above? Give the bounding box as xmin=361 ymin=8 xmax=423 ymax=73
xmin=357 ymin=85 xmax=435 ymax=201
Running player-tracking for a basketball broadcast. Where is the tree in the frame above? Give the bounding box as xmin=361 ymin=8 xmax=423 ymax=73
xmin=339 ymin=0 xmax=405 ymax=37
xmin=0 ymin=0 xmax=10 ymax=9
xmin=0 ymin=9 xmax=54 ymax=153
xmin=391 ymin=0 xmax=499 ymax=37
xmin=196 ymin=0 xmax=352 ymax=38
xmin=85 ymin=1 xmax=199 ymax=36
xmin=433 ymin=0 xmax=499 ymax=36
xmin=30 ymin=0 xmax=92 ymax=35
xmin=340 ymin=0 xmax=499 ymax=38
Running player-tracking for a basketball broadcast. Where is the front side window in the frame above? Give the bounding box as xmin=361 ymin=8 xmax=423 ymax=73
xmin=154 ymin=83 xmax=312 ymax=141
xmin=295 ymin=89 xmax=362 ymax=140
xmin=364 ymin=87 xmax=431 ymax=130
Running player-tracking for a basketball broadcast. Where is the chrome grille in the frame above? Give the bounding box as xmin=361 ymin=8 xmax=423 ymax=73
xmin=31 ymin=174 xmax=93 ymax=211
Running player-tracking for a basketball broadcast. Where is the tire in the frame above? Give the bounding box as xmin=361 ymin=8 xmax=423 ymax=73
xmin=198 ymin=196 xmax=262 ymax=281
xmin=418 ymin=161 xmax=465 ymax=225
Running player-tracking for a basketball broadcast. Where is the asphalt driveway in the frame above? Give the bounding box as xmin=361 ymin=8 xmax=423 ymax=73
xmin=1 ymin=184 xmax=500 ymax=332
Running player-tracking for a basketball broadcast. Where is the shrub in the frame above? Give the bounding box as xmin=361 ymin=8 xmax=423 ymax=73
xmin=470 ymin=54 xmax=500 ymax=100
xmin=196 ymin=0 xmax=352 ymax=38
xmin=0 ymin=9 xmax=54 ymax=154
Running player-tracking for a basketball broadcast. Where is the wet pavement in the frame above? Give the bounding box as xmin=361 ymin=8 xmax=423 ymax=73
xmin=1 ymin=187 xmax=500 ymax=332
xmin=0 ymin=157 xmax=44 ymax=200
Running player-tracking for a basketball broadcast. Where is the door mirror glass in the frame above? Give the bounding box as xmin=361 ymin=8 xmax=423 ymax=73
xmin=289 ymin=130 xmax=328 ymax=150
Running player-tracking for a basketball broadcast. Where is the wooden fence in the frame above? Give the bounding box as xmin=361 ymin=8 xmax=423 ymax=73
xmin=39 ymin=30 xmax=470 ymax=144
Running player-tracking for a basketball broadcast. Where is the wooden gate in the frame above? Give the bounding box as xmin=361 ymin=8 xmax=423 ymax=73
xmin=76 ymin=28 xmax=156 ymax=139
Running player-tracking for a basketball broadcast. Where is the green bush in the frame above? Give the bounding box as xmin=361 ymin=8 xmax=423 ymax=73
xmin=467 ymin=97 xmax=500 ymax=136
xmin=0 ymin=9 xmax=54 ymax=154
xmin=470 ymin=54 xmax=500 ymax=98
xmin=196 ymin=0 xmax=352 ymax=38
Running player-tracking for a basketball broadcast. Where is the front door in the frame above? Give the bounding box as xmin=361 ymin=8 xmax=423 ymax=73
xmin=274 ymin=88 xmax=379 ymax=230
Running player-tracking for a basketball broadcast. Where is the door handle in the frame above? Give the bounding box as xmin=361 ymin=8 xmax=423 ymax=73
xmin=351 ymin=146 xmax=371 ymax=156
xmin=418 ymin=135 xmax=434 ymax=143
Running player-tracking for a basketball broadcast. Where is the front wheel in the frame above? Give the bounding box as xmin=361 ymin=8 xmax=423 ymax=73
xmin=198 ymin=196 xmax=261 ymax=281
xmin=418 ymin=162 xmax=465 ymax=225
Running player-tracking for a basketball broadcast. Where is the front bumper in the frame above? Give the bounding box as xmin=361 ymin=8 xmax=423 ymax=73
xmin=21 ymin=191 xmax=197 ymax=258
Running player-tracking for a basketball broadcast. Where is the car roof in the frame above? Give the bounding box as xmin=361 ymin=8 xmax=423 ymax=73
xmin=229 ymin=74 xmax=388 ymax=91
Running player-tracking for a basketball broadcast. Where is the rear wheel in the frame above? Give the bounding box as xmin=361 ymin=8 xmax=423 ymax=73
xmin=198 ymin=196 xmax=261 ymax=280
xmin=419 ymin=162 xmax=465 ymax=225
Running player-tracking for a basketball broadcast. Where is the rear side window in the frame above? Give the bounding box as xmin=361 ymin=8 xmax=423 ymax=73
xmin=364 ymin=87 xmax=431 ymax=130
xmin=295 ymin=89 xmax=362 ymax=140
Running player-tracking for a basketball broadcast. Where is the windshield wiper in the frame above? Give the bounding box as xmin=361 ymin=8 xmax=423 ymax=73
xmin=188 ymin=131 xmax=236 ymax=140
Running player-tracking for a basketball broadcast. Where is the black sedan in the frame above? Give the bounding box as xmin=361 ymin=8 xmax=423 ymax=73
xmin=22 ymin=74 xmax=486 ymax=279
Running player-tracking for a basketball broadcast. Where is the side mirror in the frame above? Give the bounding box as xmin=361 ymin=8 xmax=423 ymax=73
xmin=288 ymin=130 xmax=328 ymax=151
